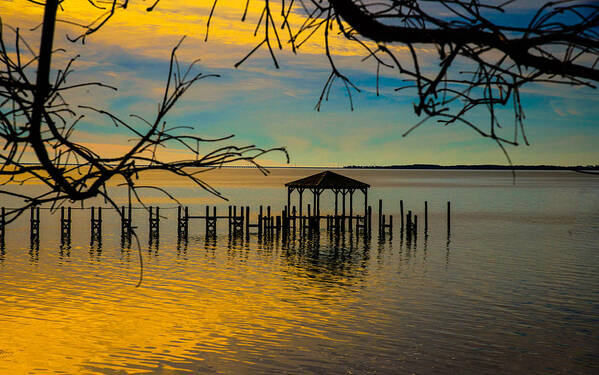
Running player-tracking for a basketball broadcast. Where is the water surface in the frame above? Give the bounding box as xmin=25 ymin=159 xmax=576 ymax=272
xmin=0 ymin=169 xmax=598 ymax=374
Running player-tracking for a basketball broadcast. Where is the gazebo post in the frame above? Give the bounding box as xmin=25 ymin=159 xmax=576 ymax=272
xmin=363 ymin=188 xmax=368 ymax=232
xmin=298 ymin=188 xmax=304 ymax=228
xmin=342 ymin=189 xmax=346 ymax=231
xmin=334 ymin=190 xmax=338 ymax=217
xmin=349 ymin=189 xmax=354 ymax=232
xmin=316 ymin=190 xmax=321 ymax=217
xmin=287 ymin=187 xmax=292 ymax=213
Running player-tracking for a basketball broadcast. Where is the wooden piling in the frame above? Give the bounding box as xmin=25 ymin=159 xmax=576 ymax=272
xmin=0 ymin=207 xmax=5 ymax=244
xmin=447 ymin=201 xmax=451 ymax=235
xmin=400 ymin=200 xmax=404 ymax=230
xmin=30 ymin=206 xmax=40 ymax=244
xmin=60 ymin=206 xmax=72 ymax=241
xmin=349 ymin=191 xmax=353 ymax=232
xmin=149 ymin=206 xmax=159 ymax=240
xmin=205 ymin=206 xmax=209 ymax=234
xmin=91 ymin=207 xmax=102 ymax=244
xmin=425 ymin=201 xmax=428 ymax=233
xmin=258 ymin=206 xmax=263 ymax=236
xmin=120 ymin=205 xmax=131 ymax=240
xmin=379 ymin=199 xmax=384 ymax=234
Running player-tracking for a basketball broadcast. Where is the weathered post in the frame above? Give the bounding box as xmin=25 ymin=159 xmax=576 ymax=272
xmin=177 ymin=206 xmax=183 ymax=239
xmin=400 ymin=200 xmax=404 ymax=230
xmin=30 ymin=206 xmax=40 ymax=244
xmin=267 ymin=205 xmax=272 ymax=234
xmin=349 ymin=190 xmax=354 ymax=232
xmin=447 ymin=201 xmax=451 ymax=235
xmin=90 ymin=206 xmax=102 ymax=245
xmin=378 ymin=199 xmax=383 ymax=234
xmin=60 ymin=206 xmax=71 ymax=242
xmin=68 ymin=207 xmax=72 ymax=239
xmin=258 ymin=205 xmax=263 ymax=237
xmin=149 ymin=206 xmax=160 ymax=241
xmin=298 ymin=190 xmax=304 ymax=229
xmin=176 ymin=206 xmax=188 ymax=241
xmin=205 ymin=206 xmax=209 ymax=234
xmin=120 ymin=205 xmax=128 ymax=240
xmin=185 ymin=206 xmax=189 ymax=229
xmin=342 ymin=191 xmax=346 ymax=232
xmin=425 ymin=201 xmax=428 ymax=233
xmin=0 ymin=207 xmax=5 ymax=245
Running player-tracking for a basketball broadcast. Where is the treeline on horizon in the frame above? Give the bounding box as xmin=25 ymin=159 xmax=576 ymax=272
xmin=343 ymin=164 xmax=599 ymax=170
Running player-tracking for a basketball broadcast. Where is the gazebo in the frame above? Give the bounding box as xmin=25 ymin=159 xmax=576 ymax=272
xmin=285 ymin=171 xmax=370 ymax=226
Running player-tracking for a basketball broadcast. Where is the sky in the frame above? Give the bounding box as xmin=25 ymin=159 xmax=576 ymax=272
xmin=1 ymin=0 xmax=598 ymax=167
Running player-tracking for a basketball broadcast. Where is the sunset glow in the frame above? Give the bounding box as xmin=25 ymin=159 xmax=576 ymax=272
xmin=1 ymin=0 xmax=596 ymax=167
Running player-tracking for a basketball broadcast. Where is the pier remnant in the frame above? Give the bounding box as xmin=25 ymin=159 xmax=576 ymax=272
xmin=90 ymin=207 xmax=102 ymax=246
xmin=60 ymin=207 xmax=72 ymax=244
xmin=0 ymin=207 xmax=5 ymax=246
xmin=120 ymin=205 xmax=132 ymax=244
xmin=447 ymin=201 xmax=451 ymax=235
xmin=177 ymin=206 xmax=189 ymax=240
xmin=149 ymin=206 xmax=160 ymax=243
xmin=30 ymin=206 xmax=40 ymax=246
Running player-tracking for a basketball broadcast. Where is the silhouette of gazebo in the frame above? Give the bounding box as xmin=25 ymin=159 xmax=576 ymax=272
xmin=285 ymin=171 xmax=370 ymax=220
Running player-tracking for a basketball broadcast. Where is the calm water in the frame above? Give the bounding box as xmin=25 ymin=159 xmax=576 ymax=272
xmin=0 ymin=169 xmax=598 ymax=374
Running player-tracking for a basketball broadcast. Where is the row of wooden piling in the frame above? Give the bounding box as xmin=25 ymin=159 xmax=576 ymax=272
xmin=0 ymin=201 xmax=451 ymax=247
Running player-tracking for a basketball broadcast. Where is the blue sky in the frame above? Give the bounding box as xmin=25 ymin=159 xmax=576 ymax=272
xmin=2 ymin=0 xmax=598 ymax=166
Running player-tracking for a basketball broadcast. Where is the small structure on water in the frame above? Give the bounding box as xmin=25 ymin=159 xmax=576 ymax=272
xmin=285 ymin=170 xmax=370 ymax=219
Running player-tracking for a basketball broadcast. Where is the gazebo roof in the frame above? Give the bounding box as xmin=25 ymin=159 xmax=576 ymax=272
xmin=285 ymin=171 xmax=370 ymax=189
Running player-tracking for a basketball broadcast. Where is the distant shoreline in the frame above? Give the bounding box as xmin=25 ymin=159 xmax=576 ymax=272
xmin=343 ymin=164 xmax=599 ymax=171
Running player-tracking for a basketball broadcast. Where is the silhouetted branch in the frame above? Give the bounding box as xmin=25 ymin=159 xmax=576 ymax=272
xmin=196 ymin=0 xmax=599 ymax=152
xmin=0 ymin=1 xmax=288 ymax=223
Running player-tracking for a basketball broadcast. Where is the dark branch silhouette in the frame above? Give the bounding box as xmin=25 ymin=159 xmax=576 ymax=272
xmin=0 ymin=0 xmax=288 ymax=223
xmin=198 ymin=0 xmax=598 ymax=154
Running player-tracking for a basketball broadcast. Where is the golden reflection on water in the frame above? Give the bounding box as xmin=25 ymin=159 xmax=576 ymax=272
xmin=0 ymin=232 xmax=373 ymax=374
xmin=1 ymin=169 xmax=598 ymax=374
